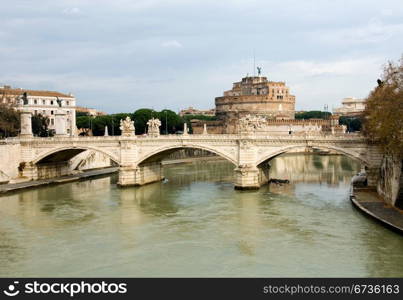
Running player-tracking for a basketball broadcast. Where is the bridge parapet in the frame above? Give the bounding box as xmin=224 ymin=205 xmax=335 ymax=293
xmin=0 ymin=131 xmax=381 ymax=189
xmin=4 ymin=132 xmax=367 ymax=143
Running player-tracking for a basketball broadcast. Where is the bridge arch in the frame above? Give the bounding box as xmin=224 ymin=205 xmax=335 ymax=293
xmin=136 ymin=143 xmax=237 ymax=166
xmin=32 ymin=146 xmax=120 ymax=165
xmin=256 ymin=144 xmax=369 ymax=167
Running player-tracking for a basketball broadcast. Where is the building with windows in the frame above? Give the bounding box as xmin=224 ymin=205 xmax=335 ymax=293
xmin=0 ymin=85 xmax=76 ymax=135
xmin=333 ymin=97 xmax=366 ymax=117
xmin=179 ymin=107 xmax=215 ymax=117
xmin=191 ymin=75 xmax=296 ymax=134
xmin=215 ymin=76 xmax=296 ymax=133
xmin=191 ymin=75 xmax=346 ymax=135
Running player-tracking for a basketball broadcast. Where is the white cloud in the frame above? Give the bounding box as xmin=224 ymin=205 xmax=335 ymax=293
xmin=161 ymin=40 xmax=183 ymax=48
xmin=62 ymin=7 xmax=83 ymax=16
xmin=313 ymin=18 xmax=403 ymax=45
xmin=275 ymin=57 xmax=383 ymax=77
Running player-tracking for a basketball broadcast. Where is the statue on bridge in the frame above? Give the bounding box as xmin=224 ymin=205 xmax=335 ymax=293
xmin=147 ymin=118 xmax=161 ymax=137
xmin=120 ymin=116 xmax=135 ymax=137
xmin=238 ymin=114 xmax=268 ymax=133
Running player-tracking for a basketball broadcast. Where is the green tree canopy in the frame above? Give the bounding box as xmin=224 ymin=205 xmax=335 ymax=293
xmin=295 ymin=111 xmax=331 ymax=120
xmin=133 ymin=109 xmax=157 ymax=134
xmin=0 ymin=103 xmax=20 ymax=138
xmin=158 ymin=109 xmax=183 ymax=134
xmin=339 ymin=116 xmax=362 ymax=132
xmin=32 ymin=114 xmax=52 ymax=137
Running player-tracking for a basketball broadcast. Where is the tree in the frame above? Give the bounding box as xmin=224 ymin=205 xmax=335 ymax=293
xmin=32 ymin=114 xmax=52 ymax=137
xmin=76 ymin=116 xmax=91 ymax=130
xmin=295 ymin=111 xmax=331 ymax=120
xmin=339 ymin=116 xmax=362 ymax=132
xmin=158 ymin=109 xmax=183 ymax=134
xmin=76 ymin=111 xmax=89 ymax=117
xmin=363 ymin=56 xmax=403 ymax=157
xmin=0 ymin=103 xmax=20 ymax=138
xmin=133 ymin=109 xmax=156 ymax=134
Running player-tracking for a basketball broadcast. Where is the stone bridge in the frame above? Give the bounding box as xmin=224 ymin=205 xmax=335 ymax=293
xmin=2 ymin=132 xmax=382 ymax=190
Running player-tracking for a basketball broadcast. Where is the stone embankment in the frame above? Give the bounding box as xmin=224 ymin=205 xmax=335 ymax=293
xmin=350 ymin=187 xmax=403 ymax=234
xmin=0 ymin=167 xmax=118 ymax=195
xmin=350 ymin=155 xmax=403 ymax=233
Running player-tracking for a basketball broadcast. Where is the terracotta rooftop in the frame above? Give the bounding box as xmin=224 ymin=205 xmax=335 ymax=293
xmin=0 ymin=87 xmax=74 ymax=98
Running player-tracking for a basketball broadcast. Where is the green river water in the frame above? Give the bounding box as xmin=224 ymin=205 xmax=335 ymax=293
xmin=0 ymin=154 xmax=402 ymax=277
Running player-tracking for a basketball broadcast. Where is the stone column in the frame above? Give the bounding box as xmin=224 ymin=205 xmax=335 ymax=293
xmin=183 ymin=123 xmax=189 ymax=135
xmin=203 ymin=123 xmax=208 ymax=135
xmin=55 ymin=110 xmax=68 ymax=136
xmin=70 ymin=107 xmax=77 ymax=136
xmin=20 ymin=109 xmax=33 ymax=137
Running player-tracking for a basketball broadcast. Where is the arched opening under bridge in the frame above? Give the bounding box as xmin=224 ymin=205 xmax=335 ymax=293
xmin=29 ymin=147 xmax=119 ymax=180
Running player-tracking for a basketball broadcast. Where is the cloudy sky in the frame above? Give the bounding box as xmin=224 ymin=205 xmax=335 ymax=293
xmin=1 ymin=0 xmax=402 ymax=113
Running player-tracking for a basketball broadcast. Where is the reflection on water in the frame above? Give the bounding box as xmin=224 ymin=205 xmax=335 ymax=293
xmin=0 ymin=154 xmax=402 ymax=277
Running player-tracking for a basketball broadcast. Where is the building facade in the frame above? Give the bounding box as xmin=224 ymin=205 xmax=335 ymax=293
xmin=214 ymin=76 xmax=296 ymax=133
xmin=333 ymin=97 xmax=366 ymax=117
xmin=191 ymin=75 xmax=347 ymax=135
xmin=76 ymin=106 xmax=106 ymax=117
xmin=191 ymin=75 xmax=298 ymax=134
xmin=179 ymin=107 xmax=215 ymax=117
xmin=0 ymin=85 xmax=76 ymax=135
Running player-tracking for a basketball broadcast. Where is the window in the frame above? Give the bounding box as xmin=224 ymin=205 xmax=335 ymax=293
xmin=51 ymin=100 xmax=54 ymax=105
xmin=34 ymin=110 xmax=38 ymax=115
xmin=42 ymin=100 xmax=46 ymax=105
xmin=67 ymin=101 xmax=70 ymax=106
xmin=51 ymin=119 xmax=54 ymax=125
xmin=34 ymin=99 xmax=37 ymax=104
xmin=277 ymin=95 xmax=283 ymax=100
xmin=67 ymin=110 xmax=70 ymax=115
xmin=43 ymin=110 xmax=46 ymax=114
xmin=51 ymin=110 xmax=54 ymax=115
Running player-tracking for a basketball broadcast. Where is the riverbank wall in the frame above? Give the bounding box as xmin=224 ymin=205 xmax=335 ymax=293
xmin=377 ymin=155 xmax=403 ymax=209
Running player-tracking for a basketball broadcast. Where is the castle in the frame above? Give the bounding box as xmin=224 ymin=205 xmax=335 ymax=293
xmin=191 ymin=74 xmax=345 ymax=135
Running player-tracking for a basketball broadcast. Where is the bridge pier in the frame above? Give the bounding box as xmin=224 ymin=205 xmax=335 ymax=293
xmin=234 ymin=164 xmax=269 ymax=190
xmin=118 ymin=162 xmax=163 ymax=187
xmin=20 ymin=162 xmax=38 ymax=180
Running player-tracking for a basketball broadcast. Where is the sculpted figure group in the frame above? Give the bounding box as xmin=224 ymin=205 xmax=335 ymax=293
xmin=238 ymin=114 xmax=268 ymax=133
xmin=119 ymin=116 xmax=162 ymax=137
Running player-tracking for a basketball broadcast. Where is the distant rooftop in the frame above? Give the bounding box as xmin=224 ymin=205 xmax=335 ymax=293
xmin=0 ymin=85 xmax=74 ymax=98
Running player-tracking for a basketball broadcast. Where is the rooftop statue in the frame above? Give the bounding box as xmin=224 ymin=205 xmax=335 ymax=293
xmin=120 ymin=116 xmax=135 ymax=137
xmin=56 ymin=97 xmax=63 ymax=107
xmin=147 ymin=118 xmax=161 ymax=136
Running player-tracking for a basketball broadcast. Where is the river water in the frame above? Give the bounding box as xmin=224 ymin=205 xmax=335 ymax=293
xmin=1 ymin=154 xmax=402 ymax=277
